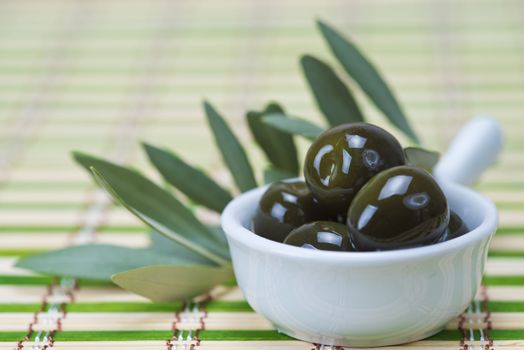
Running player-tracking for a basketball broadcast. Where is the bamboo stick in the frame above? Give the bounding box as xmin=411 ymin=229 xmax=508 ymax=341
xmin=0 ymin=340 xmax=523 ymax=350
xmin=0 ymin=210 xmax=140 ymax=226
xmin=0 ymin=233 xmax=148 ymax=249
xmin=0 ymin=341 xmax=311 ymax=350
xmin=6 ymin=311 xmax=524 ymax=332
xmin=490 ymin=236 xmax=524 ymax=251
xmin=4 ymin=285 xmax=524 ymax=304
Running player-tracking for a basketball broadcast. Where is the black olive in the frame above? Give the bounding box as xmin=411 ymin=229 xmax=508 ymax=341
xmin=347 ymin=166 xmax=449 ymax=251
xmin=252 ymin=180 xmax=315 ymax=242
xmin=439 ymin=211 xmax=469 ymax=242
xmin=284 ymin=221 xmax=351 ymax=251
xmin=304 ymin=122 xmax=405 ymax=217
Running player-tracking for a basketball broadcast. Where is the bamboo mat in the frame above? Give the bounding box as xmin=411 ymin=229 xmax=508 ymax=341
xmin=1 ymin=0 xmax=524 ymax=349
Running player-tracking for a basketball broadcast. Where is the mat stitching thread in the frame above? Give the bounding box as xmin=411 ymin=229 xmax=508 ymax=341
xmin=166 ymin=296 xmax=212 ymax=350
xmin=459 ymin=284 xmax=493 ymax=350
xmin=15 ymin=278 xmax=77 ymax=350
xmin=193 ymin=296 xmax=212 ymax=347
xmin=16 ymin=284 xmax=53 ymax=350
xmin=13 ymin=2 xmax=95 ymax=346
xmin=481 ymin=285 xmax=494 ymax=350
xmin=166 ymin=302 xmax=185 ymax=350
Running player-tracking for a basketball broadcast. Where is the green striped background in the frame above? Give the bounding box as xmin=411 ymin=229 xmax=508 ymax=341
xmin=1 ymin=0 xmax=524 ymax=348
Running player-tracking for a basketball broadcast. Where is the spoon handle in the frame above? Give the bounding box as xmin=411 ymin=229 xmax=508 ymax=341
xmin=433 ymin=116 xmax=503 ymax=187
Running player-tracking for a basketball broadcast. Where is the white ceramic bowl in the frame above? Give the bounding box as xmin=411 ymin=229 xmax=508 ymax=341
xmin=221 ymin=180 xmax=497 ymax=347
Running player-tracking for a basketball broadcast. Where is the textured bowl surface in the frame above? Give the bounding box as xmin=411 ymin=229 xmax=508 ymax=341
xmin=221 ymin=180 xmax=498 ymax=347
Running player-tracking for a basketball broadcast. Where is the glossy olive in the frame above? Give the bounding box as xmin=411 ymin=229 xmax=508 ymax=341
xmin=252 ymin=180 xmax=315 ymax=242
xmin=439 ymin=211 xmax=469 ymax=242
xmin=347 ymin=166 xmax=449 ymax=251
xmin=304 ymin=123 xmax=405 ymax=216
xmin=284 ymin=221 xmax=351 ymax=251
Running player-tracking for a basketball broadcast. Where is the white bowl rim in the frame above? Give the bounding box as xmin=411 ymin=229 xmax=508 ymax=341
xmin=221 ymin=179 xmax=498 ymax=265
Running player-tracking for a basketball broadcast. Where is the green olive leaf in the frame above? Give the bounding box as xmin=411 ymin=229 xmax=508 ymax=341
xmin=207 ymin=225 xmax=229 ymax=246
xmin=262 ymin=115 xmax=324 ymax=140
xmin=317 ymin=20 xmax=420 ymax=144
xmin=149 ymin=229 xmax=228 ymax=259
xmin=246 ymin=102 xmax=299 ymax=175
xmin=16 ymin=244 xmax=206 ymax=281
xmin=112 ymin=264 xmax=234 ymax=302
xmin=204 ymin=101 xmax=257 ymax=192
xmin=263 ymin=167 xmax=296 ymax=184
xmin=90 ymin=167 xmax=229 ymax=266
xmin=73 ymin=151 xmax=229 ymax=266
xmin=143 ymin=143 xmax=232 ymax=213
xmin=301 ymin=54 xmax=364 ymax=126
xmin=404 ymin=147 xmax=440 ymax=172
xmin=147 ymin=230 xmax=218 ymax=264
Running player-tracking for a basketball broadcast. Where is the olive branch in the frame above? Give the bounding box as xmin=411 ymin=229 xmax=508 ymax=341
xmin=16 ymin=20 xmax=437 ymax=302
